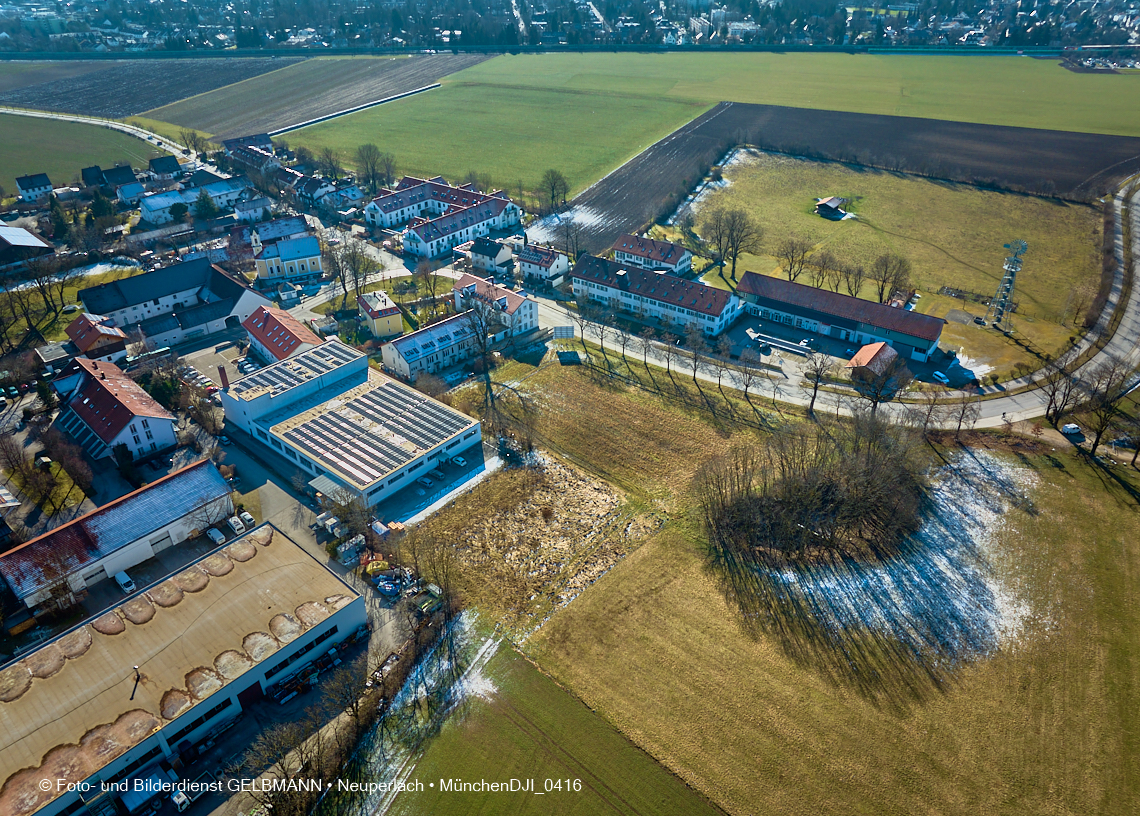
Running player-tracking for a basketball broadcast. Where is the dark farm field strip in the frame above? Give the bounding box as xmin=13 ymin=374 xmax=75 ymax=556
xmin=144 ymin=55 xmax=491 ymax=140
xmin=0 ymin=61 xmax=109 ymax=94
xmin=0 ymin=58 xmax=303 ymax=118
xmin=570 ymin=101 xmax=1140 ymax=253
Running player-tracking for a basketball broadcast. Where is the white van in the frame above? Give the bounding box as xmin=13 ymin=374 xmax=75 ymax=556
xmin=114 ymin=571 xmax=136 ymax=594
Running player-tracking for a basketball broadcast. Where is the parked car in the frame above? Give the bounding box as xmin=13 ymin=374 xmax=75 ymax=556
xmin=0 ymin=396 xmax=6 ymax=409
xmin=227 ymin=516 xmax=246 ymax=535
xmin=1061 ymin=423 xmax=1082 ymax=435
xmin=238 ymin=510 xmax=255 ymax=527
xmin=6 ymin=387 xmax=17 ymax=399
xmin=416 ymin=477 xmax=434 ymax=487
xmin=114 ymin=571 xmax=136 ymax=594
xmin=451 ymin=456 xmax=467 ymax=467
xmin=932 ymin=371 xmax=951 ymax=385
xmin=206 ymin=528 xmax=226 ymax=545
xmin=218 ymin=435 xmax=232 ymax=446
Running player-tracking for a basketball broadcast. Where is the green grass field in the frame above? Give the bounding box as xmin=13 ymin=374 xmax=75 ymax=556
xmin=693 ymin=150 xmax=1099 ymax=372
xmin=0 ymin=113 xmax=162 ymax=196
xmin=287 ymin=82 xmax=709 ymax=197
xmin=508 ymin=363 xmax=1140 ymax=816
xmin=387 ymin=647 xmax=722 ymax=816
xmin=450 ymin=52 xmax=1140 ymax=136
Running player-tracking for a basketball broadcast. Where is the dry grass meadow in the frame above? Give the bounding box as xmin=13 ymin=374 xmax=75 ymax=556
xmin=693 ymin=150 xmax=1101 ymax=374
xmin=498 ymin=360 xmax=1140 ymax=816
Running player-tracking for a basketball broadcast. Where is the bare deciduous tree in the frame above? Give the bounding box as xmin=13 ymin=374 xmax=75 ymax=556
xmin=950 ymin=394 xmax=982 ymax=440
xmin=800 ymin=351 xmax=835 ymax=416
xmin=842 ymin=263 xmax=866 ymax=298
xmin=870 ymin=253 xmax=911 ymax=303
xmin=1079 ymin=356 xmax=1133 ymax=456
xmin=723 ymin=209 xmax=763 ymax=281
xmin=776 ymin=237 xmax=812 ymax=283
xmin=851 ymin=356 xmax=914 ymax=414
xmin=354 ymin=143 xmax=384 ymax=193
xmin=540 ymin=169 xmax=570 ymax=212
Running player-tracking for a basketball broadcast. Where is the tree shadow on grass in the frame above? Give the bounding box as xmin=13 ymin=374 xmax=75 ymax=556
xmin=712 ymin=450 xmax=1034 ymax=712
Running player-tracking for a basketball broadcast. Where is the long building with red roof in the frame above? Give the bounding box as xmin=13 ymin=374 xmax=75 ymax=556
xmin=52 ymin=358 xmax=177 ymax=460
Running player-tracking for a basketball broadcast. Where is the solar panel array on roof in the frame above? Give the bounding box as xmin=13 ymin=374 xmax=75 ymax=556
xmin=276 ymin=379 xmax=474 ymax=488
xmin=232 ymin=340 xmax=361 ymax=396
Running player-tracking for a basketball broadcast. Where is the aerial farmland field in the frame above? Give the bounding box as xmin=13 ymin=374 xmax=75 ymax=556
xmin=143 ymin=54 xmax=490 ymax=140
xmin=0 ymin=113 xmax=162 ymax=195
xmin=286 ymin=82 xmax=711 ymax=198
xmin=0 ymin=57 xmax=302 ymax=117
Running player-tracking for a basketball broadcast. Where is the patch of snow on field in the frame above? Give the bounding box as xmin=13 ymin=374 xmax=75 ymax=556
xmin=949 ymin=350 xmax=994 ymax=380
xmin=762 ymin=450 xmax=1038 ymax=663
xmin=526 ymin=206 xmax=614 ymax=243
xmin=666 ymin=147 xmax=762 ymax=225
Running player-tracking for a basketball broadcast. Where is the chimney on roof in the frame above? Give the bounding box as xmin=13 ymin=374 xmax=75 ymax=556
xmin=218 ymin=365 xmax=229 ymax=389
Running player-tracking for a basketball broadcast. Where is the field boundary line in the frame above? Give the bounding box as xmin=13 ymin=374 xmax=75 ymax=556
xmin=139 ymin=58 xmax=309 ymax=118
xmin=269 ymin=83 xmax=441 ymax=135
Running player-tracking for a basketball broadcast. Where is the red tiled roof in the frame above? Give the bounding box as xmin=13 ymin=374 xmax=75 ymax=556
xmin=611 ymin=233 xmax=690 ymax=265
xmin=845 ymin=342 xmax=898 ymax=376
xmin=737 ymin=272 xmax=944 ymax=342
xmin=63 ymin=359 xmax=173 ymax=445
xmin=241 ymin=305 xmax=323 ymax=361
xmin=64 ymin=313 xmax=127 ymax=353
xmin=570 ymin=256 xmax=735 ymax=318
xmin=452 ymin=273 xmax=528 ymax=316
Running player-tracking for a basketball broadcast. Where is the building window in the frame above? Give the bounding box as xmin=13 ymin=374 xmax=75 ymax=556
xmin=142 ymin=419 xmax=149 ymax=429
xmin=133 ymin=435 xmax=141 ymax=444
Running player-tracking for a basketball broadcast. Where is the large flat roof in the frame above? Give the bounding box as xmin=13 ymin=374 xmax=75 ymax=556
xmin=0 ymin=525 xmax=359 ymax=816
xmin=270 ymin=369 xmax=477 ymax=491
xmin=228 ymin=339 xmax=362 ymax=400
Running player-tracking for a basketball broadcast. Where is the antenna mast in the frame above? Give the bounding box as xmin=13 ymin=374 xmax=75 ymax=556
xmin=985 ymin=240 xmax=1026 ymax=331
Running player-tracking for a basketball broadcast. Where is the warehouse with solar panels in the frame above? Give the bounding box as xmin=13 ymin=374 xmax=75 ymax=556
xmin=219 ymin=339 xmax=482 ymax=506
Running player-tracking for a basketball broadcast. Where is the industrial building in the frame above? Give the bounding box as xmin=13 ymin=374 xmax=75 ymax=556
xmin=220 ymin=340 xmax=481 ymax=506
xmin=0 ymin=524 xmax=366 ymax=816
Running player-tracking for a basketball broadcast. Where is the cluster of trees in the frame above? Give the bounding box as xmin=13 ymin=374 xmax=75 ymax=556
xmin=0 ymin=424 xmax=92 ymax=518
xmin=697 ymin=412 xmax=927 ymax=571
xmin=1038 ymin=352 xmax=1139 ymax=460
xmin=701 ymin=207 xmax=763 ymax=281
xmin=775 ymin=236 xmax=912 ymax=303
xmin=322 ymin=232 xmax=382 ymax=310
xmin=0 ymin=256 xmax=87 ymax=348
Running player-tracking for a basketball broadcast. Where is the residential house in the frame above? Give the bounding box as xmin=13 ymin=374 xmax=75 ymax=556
xmin=64 ymin=312 xmax=128 ymax=361
xmin=15 ymin=173 xmax=52 ymax=203
xmin=80 ymin=166 xmax=104 ymax=188
xmin=242 ymin=305 xmax=323 ymax=363
xmin=317 ymin=180 xmax=366 ymax=214
xmin=735 ymin=271 xmax=944 ymax=362
xmin=0 ymin=225 xmax=52 ymax=268
xmin=815 ymin=197 xmax=847 ymax=218
xmin=296 ymin=176 xmax=335 ymax=206
xmin=148 ymin=155 xmax=183 ymax=180
xmin=179 ymin=169 xmax=225 ymax=190
xmin=51 ymin=358 xmax=177 ymax=461
xmin=229 ymin=144 xmax=281 ymax=175
xmin=470 ymin=237 xmax=512 ymax=273
xmin=0 ymin=521 xmax=365 ymax=816
xmin=235 ymin=196 xmax=273 ymax=223
xmin=79 ymin=257 xmax=272 ymax=346
xmin=381 ymin=311 xmax=478 ymax=381
xmin=221 ymin=340 xmax=481 ymax=506
xmin=569 ymin=255 xmax=744 ymax=337
xmin=254 ymin=234 xmax=323 ymax=285
xmin=358 ymin=290 xmax=403 ymax=339
xmin=140 ymin=177 xmax=249 ymax=224
xmin=451 ymin=273 xmax=538 ymax=338
xmin=116 ymin=181 xmax=145 ymax=205
xmin=222 ymin=133 xmax=274 ymax=154
xmin=99 ymin=164 xmax=138 ymax=190
xmin=516 ymin=244 xmax=570 ymax=283
xmin=362 ymin=176 xmax=522 ymax=259
xmin=611 ymin=233 xmax=692 ymax=274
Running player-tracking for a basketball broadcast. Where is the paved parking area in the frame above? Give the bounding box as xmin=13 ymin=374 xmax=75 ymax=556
xmin=180 ymin=340 xmax=247 ymax=389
